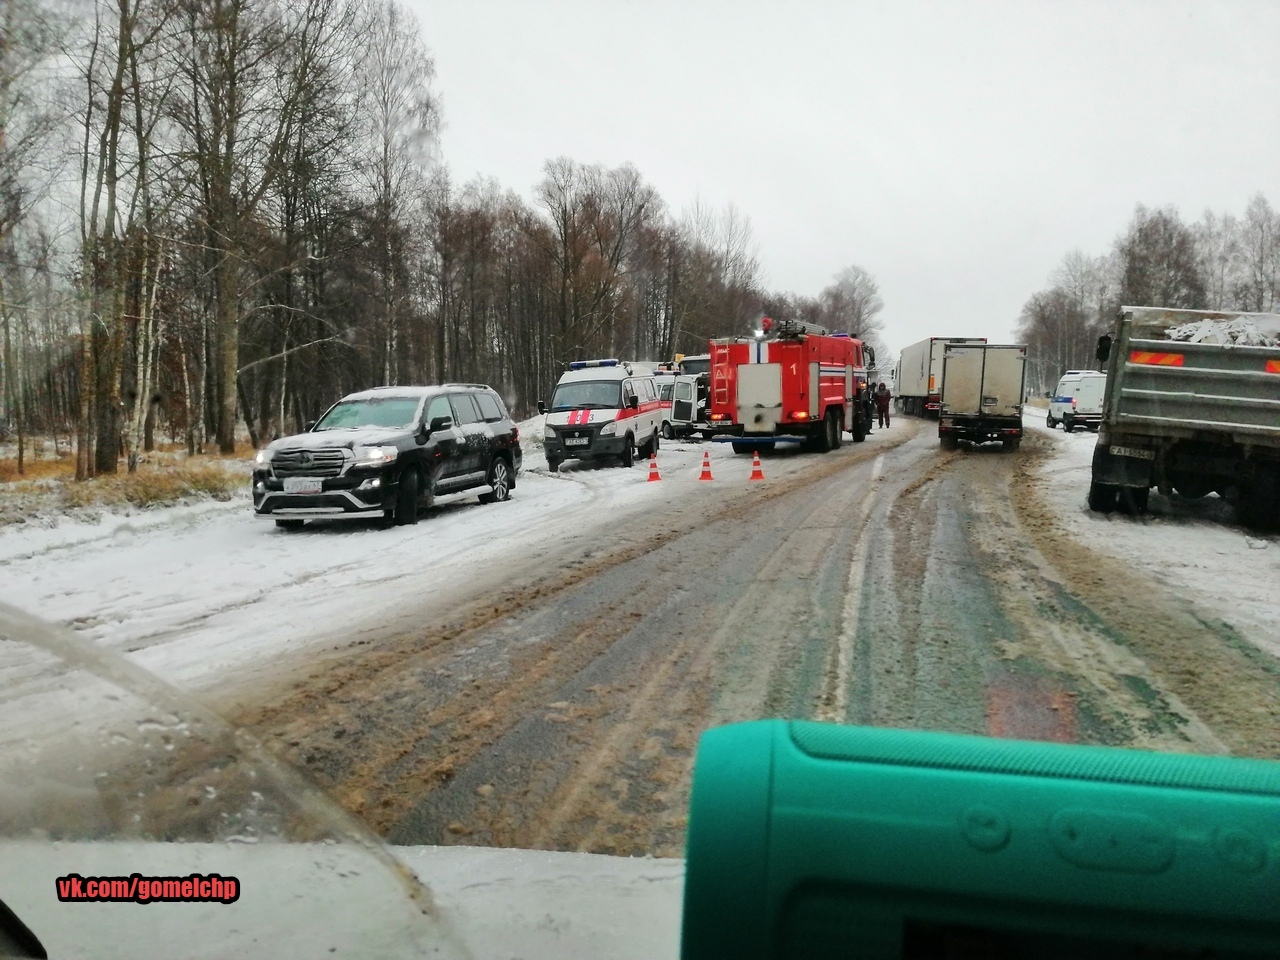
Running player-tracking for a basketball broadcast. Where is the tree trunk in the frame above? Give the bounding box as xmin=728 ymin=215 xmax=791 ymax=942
xmin=215 ymin=256 xmax=238 ymax=453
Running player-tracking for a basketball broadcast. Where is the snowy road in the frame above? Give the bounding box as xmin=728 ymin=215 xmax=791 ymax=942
xmin=3 ymin=413 xmax=1277 ymax=857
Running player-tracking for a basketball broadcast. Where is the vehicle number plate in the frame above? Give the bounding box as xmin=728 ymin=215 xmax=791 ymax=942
xmin=283 ymin=477 xmax=323 ymax=493
xmin=564 ymin=437 xmax=589 ymax=446
xmin=1110 ymin=445 xmax=1154 ymax=460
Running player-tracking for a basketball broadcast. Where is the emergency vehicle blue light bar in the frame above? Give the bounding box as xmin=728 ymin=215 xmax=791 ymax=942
xmin=568 ymin=359 xmax=619 ymax=369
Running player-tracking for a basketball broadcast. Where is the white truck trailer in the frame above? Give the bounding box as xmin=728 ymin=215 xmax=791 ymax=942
xmin=895 ymin=336 xmax=988 ymax=417
xmin=937 ymin=343 xmax=1028 ymax=450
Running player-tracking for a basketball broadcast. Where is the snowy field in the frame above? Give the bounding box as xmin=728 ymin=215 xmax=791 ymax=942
xmin=1023 ymin=406 xmax=1280 ymax=660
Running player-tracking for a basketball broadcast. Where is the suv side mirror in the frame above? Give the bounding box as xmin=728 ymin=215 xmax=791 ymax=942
xmin=627 ymin=395 xmax=639 ymax=410
xmin=1044 ymin=391 xmax=1051 ymax=399
xmin=1096 ymin=334 xmax=1112 ymax=364
xmin=537 ymin=399 xmax=546 ymax=415
xmin=429 ymin=415 xmax=454 ymax=432
xmin=304 ymin=420 xmax=317 ymax=431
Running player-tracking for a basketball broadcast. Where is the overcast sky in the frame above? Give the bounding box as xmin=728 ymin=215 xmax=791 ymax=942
xmin=407 ymin=0 xmax=1280 ymax=354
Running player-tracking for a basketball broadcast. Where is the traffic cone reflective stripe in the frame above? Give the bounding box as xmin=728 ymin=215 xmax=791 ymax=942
xmin=698 ymin=451 xmax=714 ymax=481
xmin=749 ymin=450 xmax=765 ymax=481
xmin=647 ymin=452 xmax=661 ymax=481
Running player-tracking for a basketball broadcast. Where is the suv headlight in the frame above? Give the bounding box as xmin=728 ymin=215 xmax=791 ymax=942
xmin=353 ymin=445 xmax=398 ymax=466
xmin=254 ymin=448 xmax=274 ymax=466
xmin=543 ymin=425 xmax=556 ymax=440
xmin=599 ymin=421 xmax=616 ymax=437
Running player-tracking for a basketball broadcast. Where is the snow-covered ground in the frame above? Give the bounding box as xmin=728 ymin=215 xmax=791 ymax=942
xmin=0 ymin=420 xmax=837 ymax=692
xmin=1023 ymin=406 xmax=1280 ymax=660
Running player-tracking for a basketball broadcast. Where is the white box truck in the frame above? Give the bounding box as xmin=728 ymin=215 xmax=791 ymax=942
xmin=938 ymin=343 xmax=1028 ymax=450
xmin=895 ymin=336 xmax=988 ymax=418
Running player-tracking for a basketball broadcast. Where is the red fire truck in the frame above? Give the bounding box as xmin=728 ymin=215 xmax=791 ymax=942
xmin=708 ymin=318 xmax=871 ymax=453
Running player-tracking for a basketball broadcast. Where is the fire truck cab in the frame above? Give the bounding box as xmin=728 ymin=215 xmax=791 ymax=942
xmin=708 ymin=319 xmax=870 ymax=453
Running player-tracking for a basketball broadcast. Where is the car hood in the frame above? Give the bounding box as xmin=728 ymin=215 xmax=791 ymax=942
xmin=270 ymin=427 xmax=408 ymax=451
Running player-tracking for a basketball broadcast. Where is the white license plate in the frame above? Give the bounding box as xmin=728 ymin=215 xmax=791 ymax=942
xmin=283 ymin=478 xmax=323 ymax=493
xmin=1110 ymin=445 xmax=1154 ymax=460
xmin=564 ymin=437 xmax=589 ymax=446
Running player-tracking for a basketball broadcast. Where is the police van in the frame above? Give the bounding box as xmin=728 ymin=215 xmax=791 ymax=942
xmin=1047 ymin=369 xmax=1106 ymax=432
xmin=538 ymin=360 xmax=663 ymax=471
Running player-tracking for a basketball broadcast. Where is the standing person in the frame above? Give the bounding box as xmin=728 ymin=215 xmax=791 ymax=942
xmin=875 ymin=382 xmax=892 ymax=428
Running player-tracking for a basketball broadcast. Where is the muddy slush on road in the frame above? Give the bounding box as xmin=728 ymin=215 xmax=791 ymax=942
xmin=227 ymin=420 xmax=1280 ymax=857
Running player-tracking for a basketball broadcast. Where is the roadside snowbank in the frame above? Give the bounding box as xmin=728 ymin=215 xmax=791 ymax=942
xmin=1025 ymin=407 xmax=1280 ymax=659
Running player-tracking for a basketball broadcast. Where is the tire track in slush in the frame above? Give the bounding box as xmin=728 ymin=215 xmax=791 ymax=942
xmin=382 ymin=435 xmax=913 ymax=855
xmin=817 ymin=454 xmax=883 ymax=722
xmin=528 ymin=450 xmax=890 ymax=852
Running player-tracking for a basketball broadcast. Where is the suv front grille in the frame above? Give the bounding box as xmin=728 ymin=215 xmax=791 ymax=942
xmin=273 ymin=448 xmax=347 ymax=478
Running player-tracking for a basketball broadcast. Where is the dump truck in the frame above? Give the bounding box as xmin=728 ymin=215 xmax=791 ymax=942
xmin=1089 ymin=306 xmax=1280 ymax=527
xmin=895 ymin=336 xmax=988 ymax=417
xmin=937 ymin=343 xmax=1027 ymax=449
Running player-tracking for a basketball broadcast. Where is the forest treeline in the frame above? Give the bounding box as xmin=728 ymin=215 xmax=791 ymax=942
xmin=0 ymin=0 xmax=885 ymax=476
xmin=1018 ymin=195 xmax=1280 ymax=392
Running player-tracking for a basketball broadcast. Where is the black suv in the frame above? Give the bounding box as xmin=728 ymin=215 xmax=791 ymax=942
xmin=252 ymin=384 xmax=522 ymax=529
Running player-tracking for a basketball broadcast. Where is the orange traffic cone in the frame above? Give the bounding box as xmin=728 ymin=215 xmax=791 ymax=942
xmin=698 ymin=450 xmax=714 ymax=481
xmin=647 ymin=452 xmax=661 ymax=482
xmin=749 ymin=450 xmax=765 ymax=481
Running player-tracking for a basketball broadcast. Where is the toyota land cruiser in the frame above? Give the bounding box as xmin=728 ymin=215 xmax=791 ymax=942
xmin=251 ymin=384 xmax=521 ymax=528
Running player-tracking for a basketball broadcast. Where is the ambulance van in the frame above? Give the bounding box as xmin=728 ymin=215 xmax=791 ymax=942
xmin=538 ymin=360 xmax=663 ymax=471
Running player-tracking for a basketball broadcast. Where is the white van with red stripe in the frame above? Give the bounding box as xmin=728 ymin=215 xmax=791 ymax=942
xmin=537 ymin=360 xmax=664 ymax=471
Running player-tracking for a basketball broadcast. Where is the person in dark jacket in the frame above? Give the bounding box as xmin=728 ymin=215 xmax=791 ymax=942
xmin=875 ymin=382 xmax=892 ymax=428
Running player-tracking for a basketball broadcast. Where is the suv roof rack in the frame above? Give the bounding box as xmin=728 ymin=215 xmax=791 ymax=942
xmin=441 ymin=383 xmax=492 ymax=390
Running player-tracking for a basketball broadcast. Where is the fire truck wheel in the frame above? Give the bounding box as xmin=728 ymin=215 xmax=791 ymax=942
xmin=620 ymin=436 xmax=635 ymax=468
xmin=832 ymin=412 xmax=843 ymax=449
xmin=851 ymin=415 xmax=866 ymax=443
xmin=813 ymin=410 xmax=837 ymax=453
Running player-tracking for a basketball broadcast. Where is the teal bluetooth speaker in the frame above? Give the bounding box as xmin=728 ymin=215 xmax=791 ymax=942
xmin=681 ymin=720 xmax=1280 ymax=958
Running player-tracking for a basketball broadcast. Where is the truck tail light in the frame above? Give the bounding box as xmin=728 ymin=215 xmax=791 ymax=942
xmin=1071 ymin=398 xmax=1077 ymax=408
xmin=790 ymin=411 xmax=809 ymax=420
xmin=511 ymin=425 xmax=519 ymax=441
